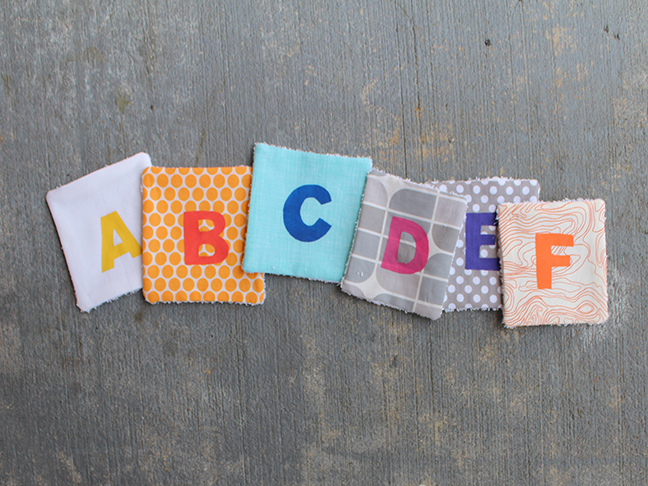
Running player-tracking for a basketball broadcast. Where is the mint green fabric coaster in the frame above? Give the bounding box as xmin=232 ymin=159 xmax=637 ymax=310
xmin=243 ymin=143 xmax=372 ymax=282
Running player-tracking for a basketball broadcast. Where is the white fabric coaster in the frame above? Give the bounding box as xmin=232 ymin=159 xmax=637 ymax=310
xmin=47 ymin=153 xmax=152 ymax=311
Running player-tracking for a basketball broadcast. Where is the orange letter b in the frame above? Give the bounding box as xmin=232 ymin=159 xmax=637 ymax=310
xmin=535 ymin=233 xmax=574 ymax=289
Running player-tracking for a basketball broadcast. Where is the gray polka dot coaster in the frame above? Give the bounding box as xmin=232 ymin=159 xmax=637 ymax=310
xmin=428 ymin=178 xmax=541 ymax=311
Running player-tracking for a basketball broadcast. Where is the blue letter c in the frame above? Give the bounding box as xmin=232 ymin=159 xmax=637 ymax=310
xmin=283 ymin=185 xmax=332 ymax=242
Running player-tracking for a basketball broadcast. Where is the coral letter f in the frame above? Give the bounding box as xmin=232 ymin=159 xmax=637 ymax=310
xmin=535 ymin=233 xmax=574 ymax=289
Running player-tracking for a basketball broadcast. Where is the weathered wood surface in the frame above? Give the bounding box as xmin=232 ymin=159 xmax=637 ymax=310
xmin=1 ymin=1 xmax=646 ymax=484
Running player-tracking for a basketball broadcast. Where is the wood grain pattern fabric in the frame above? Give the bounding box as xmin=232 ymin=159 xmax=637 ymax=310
xmin=141 ymin=166 xmax=265 ymax=305
xmin=46 ymin=153 xmax=151 ymax=312
xmin=427 ymin=178 xmax=540 ymax=311
xmin=497 ymin=199 xmax=608 ymax=327
xmin=341 ymin=170 xmax=467 ymax=320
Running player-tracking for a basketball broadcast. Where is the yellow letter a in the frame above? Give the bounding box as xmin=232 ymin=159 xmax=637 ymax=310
xmin=101 ymin=211 xmax=142 ymax=272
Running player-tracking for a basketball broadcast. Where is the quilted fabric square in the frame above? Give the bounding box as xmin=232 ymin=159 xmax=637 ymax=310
xmin=341 ymin=170 xmax=468 ymax=320
xmin=428 ymin=178 xmax=540 ymax=311
xmin=46 ymin=153 xmax=152 ymax=312
xmin=141 ymin=166 xmax=265 ymax=305
xmin=243 ymin=143 xmax=372 ymax=282
xmin=498 ymin=199 xmax=608 ymax=327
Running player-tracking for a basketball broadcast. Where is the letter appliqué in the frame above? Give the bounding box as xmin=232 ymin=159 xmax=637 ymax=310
xmin=101 ymin=211 xmax=142 ymax=272
xmin=283 ymin=184 xmax=332 ymax=242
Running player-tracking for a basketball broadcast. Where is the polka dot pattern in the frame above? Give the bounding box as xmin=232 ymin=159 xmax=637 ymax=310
xmin=141 ymin=167 xmax=264 ymax=305
xmin=428 ymin=177 xmax=540 ymax=311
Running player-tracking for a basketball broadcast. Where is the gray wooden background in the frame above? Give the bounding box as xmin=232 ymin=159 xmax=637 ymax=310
xmin=1 ymin=0 xmax=646 ymax=484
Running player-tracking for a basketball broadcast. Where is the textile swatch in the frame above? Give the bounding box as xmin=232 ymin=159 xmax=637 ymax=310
xmin=428 ymin=178 xmax=540 ymax=311
xmin=46 ymin=153 xmax=152 ymax=311
xmin=243 ymin=143 xmax=372 ymax=282
xmin=141 ymin=166 xmax=265 ymax=304
xmin=498 ymin=199 xmax=608 ymax=327
xmin=341 ymin=170 xmax=468 ymax=320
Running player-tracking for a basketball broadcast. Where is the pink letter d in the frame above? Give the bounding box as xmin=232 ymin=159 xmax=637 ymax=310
xmin=381 ymin=216 xmax=429 ymax=275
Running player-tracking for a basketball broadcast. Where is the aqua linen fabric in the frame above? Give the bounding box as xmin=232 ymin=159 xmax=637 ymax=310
xmin=243 ymin=143 xmax=372 ymax=282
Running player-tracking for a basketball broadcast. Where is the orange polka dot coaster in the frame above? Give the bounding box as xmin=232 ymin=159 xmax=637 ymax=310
xmin=497 ymin=199 xmax=608 ymax=327
xmin=141 ymin=167 xmax=265 ymax=305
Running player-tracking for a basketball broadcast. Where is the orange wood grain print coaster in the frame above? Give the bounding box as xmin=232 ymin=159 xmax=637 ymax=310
xmin=497 ymin=199 xmax=608 ymax=327
xmin=141 ymin=167 xmax=265 ymax=304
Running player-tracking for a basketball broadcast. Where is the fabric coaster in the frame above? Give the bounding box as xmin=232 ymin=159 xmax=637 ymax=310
xmin=498 ymin=199 xmax=608 ymax=327
xmin=46 ymin=153 xmax=152 ymax=312
xmin=428 ymin=178 xmax=540 ymax=311
xmin=242 ymin=143 xmax=372 ymax=282
xmin=141 ymin=166 xmax=265 ymax=304
xmin=341 ymin=170 xmax=467 ymax=320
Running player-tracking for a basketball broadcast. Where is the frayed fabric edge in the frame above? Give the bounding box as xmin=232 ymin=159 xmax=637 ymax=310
xmin=78 ymin=286 xmax=143 ymax=313
xmin=339 ymin=286 xmax=441 ymax=321
xmin=143 ymin=297 xmax=265 ymax=306
xmin=254 ymin=141 xmax=372 ymax=161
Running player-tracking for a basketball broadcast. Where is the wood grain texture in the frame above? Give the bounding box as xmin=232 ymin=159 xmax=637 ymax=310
xmin=0 ymin=0 xmax=646 ymax=484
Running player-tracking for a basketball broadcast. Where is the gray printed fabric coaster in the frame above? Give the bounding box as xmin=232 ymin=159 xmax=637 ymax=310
xmin=428 ymin=178 xmax=540 ymax=311
xmin=341 ymin=170 xmax=467 ymax=320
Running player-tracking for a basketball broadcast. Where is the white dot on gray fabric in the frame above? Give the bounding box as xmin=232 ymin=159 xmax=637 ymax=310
xmin=473 ymin=185 xmax=481 ymax=194
xmin=497 ymin=196 xmax=505 ymax=204
xmin=480 ymin=249 xmax=488 ymax=257
xmin=456 ymin=276 xmax=464 ymax=284
xmin=498 ymin=179 xmax=506 ymax=186
xmin=439 ymin=184 xmax=448 ymax=192
xmin=481 ymin=304 xmax=489 ymax=310
xmin=497 ymin=286 xmax=501 ymax=293
xmin=473 ymin=276 xmax=480 ymax=285
xmin=530 ymin=180 xmax=538 ymax=186
xmin=448 ymin=303 xmax=456 ymax=310
xmin=513 ymin=196 xmax=521 ymax=203
xmin=489 ymin=186 xmax=498 ymax=195
xmin=489 ymin=276 xmax=498 ymax=285
xmin=465 ymin=194 xmax=472 ymax=202
xmin=489 ymin=204 xmax=496 ymax=212
xmin=465 ymin=269 xmax=472 ymax=275
xmin=481 ymin=285 xmax=488 ymax=293
xmin=490 ymin=295 xmax=498 ymax=303
xmin=514 ymin=180 xmax=521 ymax=186
xmin=456 ymin=238 xmax=464 ymax=248
xmin=465 ymin=285 xmax=472 ymax=293
xmin=455 ymin=185 xmax=464 ymax=193
xmin=465 ymin=303 xmax=473 ymax=309
xmin=506 ymin=186 xmax=514 ymax=195
xmin=448 ymin=285 xmax=456 ymax=293
xmin=473 ymin=203 xmax=480 ymax=212
xmin=449 ymin=266 xmax=455 ymax=275
xmin=530 ymin=196 xmax=538 ymax=202
xmin=522 ymin=186 xmax=530 ymax=195
xmin=456 ymin=258 xmax=464 ymax=267
xmin=473 ymin=294 xmax=481 ymax=302
xmin=481 ymin=179 xmax=489 ymax=185
xmin=457 ymin=294 xmax=464 ymax=302
xmin=480 ymin=270 xmax=488 ymax=276
xmin=481 ymin=195 xmax=488 ymax=203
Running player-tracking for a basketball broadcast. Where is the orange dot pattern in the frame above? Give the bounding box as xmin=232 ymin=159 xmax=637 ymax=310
xmin=141 ymin=166 xmax=265 ymax=305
